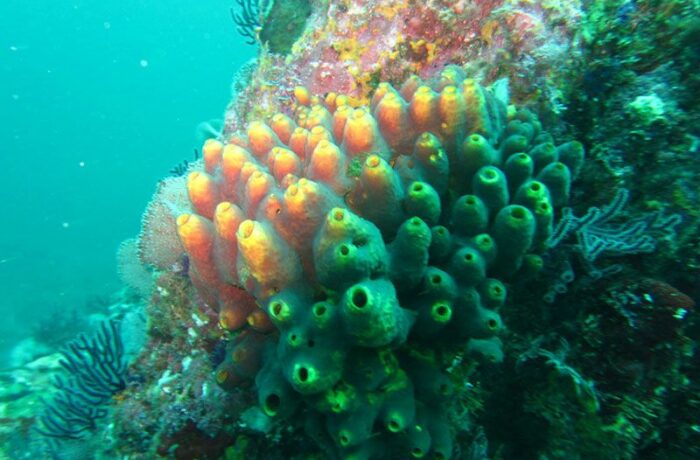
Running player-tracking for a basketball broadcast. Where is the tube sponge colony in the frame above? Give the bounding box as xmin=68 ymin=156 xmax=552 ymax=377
xmin=173 ymin=66 xmax=583 ymax=459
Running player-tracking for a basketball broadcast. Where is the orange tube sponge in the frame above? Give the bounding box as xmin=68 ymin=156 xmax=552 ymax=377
xmin=186 ymin=171 xmax=220 ymax=220
xmin=332 ymin=104 xmax=352 ymax=142
xmin=341 ymin=108 xmax=388 ymax=159
xmin=373 ymin=88 xmax=412 ymax=151
xmin=462 ymin=79 xmax=494 ymax=140
xmin=307 ymin=140 xmax=349 ymax=193
xmin=218 ymin=284 xmax=257 ymax=331
xmin=176 ymin=213 xmax=219 ymax=286
xmin=399 ymin=74 xmax=423 ymax=100
xmin=236 ymin=220 xmax=301 ymax=299
xmin=244 ymin=171 xmax=275 ymax=218
xmin=247 ymin=121 xmax=280 ymax=160
xmin=306 ymin=104 xmax=334 ymax=132
xmin=370 ymin=82 xmax=394 ymax=110
xmin=222 ymin=144 xmax=255 ymax=199
xmin=268 ymin=147 xmax=302 ymax=182
xmin=437 ymin=85 xmax=467 ymax=147
xmin=202 ymin=139 xmax=224 ymax=173
xmin=247 ymin=308 xmax=274 ymax=332
xmin=268 ymin=113 xmax=296 ymax=144
xmin=305 ymin=125 xmax=334 ymax=161
xmin=278 ymin=178 xmax=341 ymax=255
xmin=213 ymin=201 xmax=245 ymax=283
xmin=288 ymin=127 xmax=310 ymax=161
xmin=293 ymin=85 xmax=311 ymax=106
xmin=409 ymin=86 xmax=440 ymax=135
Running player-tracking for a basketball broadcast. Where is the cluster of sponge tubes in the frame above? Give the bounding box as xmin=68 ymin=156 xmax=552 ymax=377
xmin=174 ymin=65 xmax=584 ymax=459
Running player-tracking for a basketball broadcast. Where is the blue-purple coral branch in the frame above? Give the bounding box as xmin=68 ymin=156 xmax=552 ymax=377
xmin=36 ymin=320 xmax=127 ymax=440
xmin=547 ymin=188 xmax=682 ymax=277
xmin=231 ymin=0 xmax=260 ymax=45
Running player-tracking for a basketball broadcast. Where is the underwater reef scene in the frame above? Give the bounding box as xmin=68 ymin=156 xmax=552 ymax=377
xmin=3 ymin=0 xmax=700 ymax=458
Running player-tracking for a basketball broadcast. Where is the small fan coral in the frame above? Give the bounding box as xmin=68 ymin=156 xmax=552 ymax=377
xmin=140 ymin=65 xmax=584 ymax=458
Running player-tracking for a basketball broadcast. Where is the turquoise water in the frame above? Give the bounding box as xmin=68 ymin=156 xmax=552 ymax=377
xmin=0 ymin=0 xmax=255 ymax=366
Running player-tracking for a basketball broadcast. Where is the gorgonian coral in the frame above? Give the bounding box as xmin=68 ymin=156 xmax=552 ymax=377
xmin=36 ymin=320 xmax=126 ymax=441
xmin=139 ymin=65 xmax=584 ymax=458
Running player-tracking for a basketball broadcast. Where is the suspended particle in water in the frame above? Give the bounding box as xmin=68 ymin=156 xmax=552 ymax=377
xmin=79 ymin=161 xmax=85 ymax=167
xmin=140 ymin=59 xmax=149 ymax=68
xmin=104 ymin=22 xmax=111 ymax=30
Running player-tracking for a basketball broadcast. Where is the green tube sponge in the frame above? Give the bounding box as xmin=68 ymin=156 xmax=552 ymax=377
xmin=499 ymin=134 xmax=529 ymax=158
xmin=466 ymin=336 xmax=504 ymax=363
xmin=342 ymin=441 xmax=380 ymax=460
xmin=341 ymin=279 xmax=415 ymax=347
xmin=316 ymin=207 xmax=380 ymax=244
xmin=287 ymin=360 xmax=323 ymax=394
xmin=479 ymin=278 xmax=507 ymax=309
xmin=256 ymin=361 xmax=300 ymax=419
xmin=304 ymin=412 xmax=339 ymax=458
xmin=429 ymin=226 xmax=453 ymax=263
xmin=421 ymin=267 xmax=458 ymax=302
xmin=389 ymin=217 xmax=431 ymax=291
xmin=452 ymin=288 xmax=502 ymax=339
xmin=528 ymin=141 xmax=557 ymax=173
xmin=277 ymin=327 xmax=345 ymax=395
xmin=534 ymin=132 xmax=554 ymax=145
xmin=451 ymin=195 xmax=489 ymax=236
xmin=402 ymin=407 xmax=432 ymax=459
xmin=473 ymin=166 xmax=509 ymax=212
xmin=326 ymin=396 xmax=380 ymax=448
xmin=309 ymin=300 xmax=337 ymax=330
xmin=347 ymin=154 xmax=405 ymax=236
xmin=513 ymin=108 xmax=542 ymax=138
xmin=536 ymin=161 xmax=571 ymax=207
xmin=493 ymin=205 xmax=535 ymax=274
xmin=463 ymin=79 xmax=496 ymax=141
xmin=556 ymin=140 xmax=585 ymax=179
xmin=470 ymin=233 xmax=497 ymax=267
xmin=409 ymin=132 xmax=450 ymax=194
xmin=532 ymin=198 xmax=554 ymax=248
xmin=504 ymin=152 xmax=534 ymax=192
xmin=425 ymin=409 xmax=453 ymax=460
xmin=506 ymin=119 xmax=535 ymax=142
xmin=313 ymin=207 xmax=388 ymax=290
xmin=344 ymin=349 xmax=398 ymax=392
xmin=308 ymin=380 xmax=360 ymax=415
xmin=456 ymin=133 xmax=498 ymax=188
xmin=314 ymin=240 xmax=376 ymax=291
xmin=281 ymin=326 xmax=307 ymax=350
xmin=413 ymin=299 xmax=453 ymax=338
xmin=266 ymin=290 xmax=307 ymax=328
xmin=518 ymin=253 xmax=544 ymax=279
xmin=403 ymin=181 xmax=441 ymax=226
xmin=401 ymin=353 xmax=454 ymax=404
xmin=513 ymin=180 xmax=551 ymax=211
xmin=379 ymin=370 xmax=416 ymax=433
xmin=450 ymin=246 xmax=486 ymax=287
